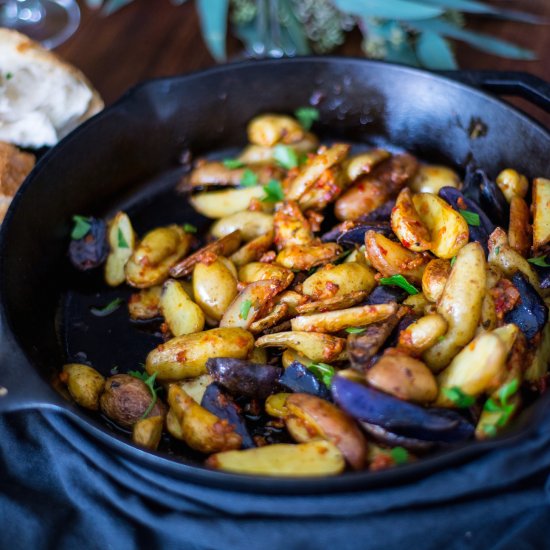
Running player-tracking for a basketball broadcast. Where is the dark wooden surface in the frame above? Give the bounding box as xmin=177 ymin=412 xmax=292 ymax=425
xmin=57 ymin=0 xmax=549 ymax=124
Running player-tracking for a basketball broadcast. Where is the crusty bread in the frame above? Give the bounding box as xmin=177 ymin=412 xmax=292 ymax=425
xmin=0 ymin=28 xmax=104 ymax=148
xmin=0 ymin=141 xmax=35 ymax=222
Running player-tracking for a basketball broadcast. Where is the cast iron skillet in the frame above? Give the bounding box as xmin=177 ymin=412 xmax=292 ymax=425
xmin=1 ymin=57 xmax=550 ymax=494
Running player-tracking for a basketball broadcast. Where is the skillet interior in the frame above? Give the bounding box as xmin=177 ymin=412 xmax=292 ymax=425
xmin=1 ymin=57 xmax=550 ymax=493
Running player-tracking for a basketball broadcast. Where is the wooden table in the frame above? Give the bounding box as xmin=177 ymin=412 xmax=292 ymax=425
xmin=58 ymin=0 xmax=549 ymax=124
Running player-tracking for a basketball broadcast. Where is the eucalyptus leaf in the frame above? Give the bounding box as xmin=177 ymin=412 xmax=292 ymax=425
xmin=334 ymin=0 xmax=444 ymax=21
xmin=409 ymin=19 xmax=536 ymax=59
xmin=416 ymin=31 xmax=458 ymax=69
xmin=196 ymin=0 xmax=229 ymax=61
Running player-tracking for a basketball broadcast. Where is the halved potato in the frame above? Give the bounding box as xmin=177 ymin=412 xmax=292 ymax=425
xmin=273 ymin=200 xmax=315 ymax=250
xmin=496 ymin=169 xmax=529 ymax=203
xmin=409 ymin=164 xmax=460 ymax=195
xmin=229 ymin=231 xmax=274 ymax=267
xmin=128 ymin=286 xmax=162 ymax=320
xmin=397 ymin=313 xmax=448 ymax=356
xmin=412 ymin=193 xmax=469 ymax=259
xmin=105 ymin=211 xmax=135 ymax=286
xmin=247 ymin=114 xmax=305 ymax=146
xmin=532 ymin=177 xmax=550 ymax=251
xmin=275 ymin=243 xmax=342 ymax=271
xmin=132 ymin=416 xmax=163 ymax=450
xmin=508 ymin=196 xmax=531 ymax=257
xmin=61 ymin=363 xmax=105 ymax=410
xmin=344 ymin=149 xmax=391 ymax=181
xmin=190 ymin=186 xmax=267 ymax=219
xmin=176 ymin=374 xmax=213 ymax=404
xmin=391 ymin=188 xmax=431 ymax=251
xmin=160 ymin=279 xmax=204 ymax=336
xmin=422 ymin=259 xmax=451 ymax=303
xmin=210 ymin=211 xmax=274 ymax=242
xmin=238 ymin=262 xmax=294 ymax=287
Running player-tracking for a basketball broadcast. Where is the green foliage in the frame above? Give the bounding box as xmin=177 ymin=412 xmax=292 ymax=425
xmin=86 ymin=0 xmax=539 ymax=69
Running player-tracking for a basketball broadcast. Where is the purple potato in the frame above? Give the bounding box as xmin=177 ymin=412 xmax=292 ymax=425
xmin=356 ymin=200 xmax=395 ymax=222
xmin=200 ymin=383 xmax=255 ymax=448
xmin=206 ymin=358 xmax=282 ymax=400
xmin=478 ymin=170 xmax=509 ymax=229
xmin=68 ymin=217 xmax=108 ymax=270
xmin=365 ymin=285 xmax=408 ymax=305
xmin=360 ymin=422 xmax=434 ymax=452
xmin=331 ymin=376 xmax=474 ymax=442
xmin=278 ymin=361 xmax=331 ymax=400
xmin=504 ymin=272 xmax=548 ymax=340
xmin=321 ymin=221 xmax=392 ymax=244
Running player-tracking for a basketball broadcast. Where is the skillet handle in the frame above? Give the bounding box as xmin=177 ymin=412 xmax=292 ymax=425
xmin=0 ymin=321 xmax=64 ymax=414
xmin=440 ymin=70 xmax=550 ymax=113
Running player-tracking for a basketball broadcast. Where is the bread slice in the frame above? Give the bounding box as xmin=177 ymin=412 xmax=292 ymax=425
xmin=0 ymin=28 xmax=104 ymax=148
xmin=0 ymin=141 xmax=35 ymax=222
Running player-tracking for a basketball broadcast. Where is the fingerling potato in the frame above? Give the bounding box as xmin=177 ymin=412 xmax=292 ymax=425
xmin=160 ymin=279 xmax=204 ymax=336
xmin=105 ymin=211 xmax=136 ymax=286
xmin=61 ymin=363 xmax=105 ymax=410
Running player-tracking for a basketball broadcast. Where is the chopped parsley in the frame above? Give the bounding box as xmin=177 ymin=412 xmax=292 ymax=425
xmin=483 ymin=378 xmax=520 ymax=429
xmin=117 ymin=227 xmax=129 ymax=248
xmin=307 ymin=362 xmax=335 ymax=387
xmin=459 ymin=209 xmax=480 ymax=226
xmin=128 ymin=370 xmax=159 ymax=419
xmin=379 ymin=274 xmax=418 ymax=295
xmin=390 ymin=446 xmax=409 ymax=465
xmin=90 ymin=297 xmax=124 ymax=317
xmin=223 ymin=158 xmax=245 ymax=169
xmin=71 ymin=215 xmax=92 ymax=240
xmin=437 ymin=335 xmax=446 ymax=343
xmin=450 ymin=256 xmax=457 ymax=267
xmin=241 ymin=169 xmax=258 ymax=187
xmin=441 ymin=386 xmax=476 ymax=408
xmin=182 ymin=223 xmax=197 ymax=233
xmin=346 ymin=327 xmax=367 ymax=334
xmin=262 ymin=179 xmax=285 ymax=203
xmin=494 ymin=246 xmax=500 ymax=256
xmin=294 ymin=106 xmax=320 ymax=130
xmin=528 ymin=256 xmax=550 ymax=267
xmin=273 ymin=144 xmax=299 ymax=170
xmin=240 ymin=299 xmax=253 ymax=320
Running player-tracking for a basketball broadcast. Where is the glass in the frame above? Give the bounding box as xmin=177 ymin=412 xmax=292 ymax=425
xmin=0 ymin=0 xmax=80 ymax=49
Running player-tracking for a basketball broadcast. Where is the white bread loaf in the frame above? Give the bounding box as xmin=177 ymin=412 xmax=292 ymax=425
xmin=0 ymin=28 xmax=103 ymax=148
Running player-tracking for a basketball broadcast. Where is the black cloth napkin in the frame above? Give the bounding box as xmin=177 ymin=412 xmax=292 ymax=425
xmin=1 ymin=409 xmax=549 ymax=550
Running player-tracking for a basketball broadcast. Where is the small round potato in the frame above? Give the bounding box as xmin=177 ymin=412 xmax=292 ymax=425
xmin=422 ymin=259 xmax=451 ymax=303
xmin=247 ymin=114 xmax=305 ymax=147
xmin=366 ymin=349 xmax=438 ymax=403
xmin=62 ymin=363 xmax=105 ymax=410
xmin=100 ymin=374 xmax=166 ymax=429
xmin=132 ymin=416 xmax=164 ymax=450
xmin=496 ymin=169 xmax=529 ymax=203
xmin=409 ymin=164 xmax=460 ymax=195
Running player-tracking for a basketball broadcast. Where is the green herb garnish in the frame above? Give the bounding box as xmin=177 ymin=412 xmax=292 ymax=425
xmin=90 ymin=297 xmax=124 ymax=317
xmin=240 ymin=299 xmax=253 ymax=320
xmin=71 ymin=215 xmax=92 ymax=240
xmin=482 ymin=379 xmax=520 ymax=429
xmin=437 ymin=335 xmax=446 ymax=342
xmin=307 ymin=362 xmax=335 ymax=387
xmin=441 ymin=386 xmax=476 ymax=408
xmin=117 ymin=227 xmax=129 ymax=248
xmin=294 ymin=106 xmax=320 ymax=130
xmin=450 ymin=256 xmax=457 ymax=267
xmin=499 ymin=378 xmax=519 ymax=405
xmin=110 ymin=365 xmax=119 ymax=374
xmin=183 ymin=223 xmax=197 ymax=233
xmin=223 ymin=158 xmax=245 ymax=169
xmin=129 ymin=370 xmax=159 ymax=419
xmin=481 ymin=423 xmax=498 ymax=437
xmin=459 ymin=209 xmax=481 ymax=226
xmin=273 ymin=144 xmax=299 ymax=170
xmin=528 ymin=256 xmax=550 ymax=267
xmin=262 ymin=179 xmax=285 ymax=203
xmin=390 ymin=446 xmax=409 ymax=465
xmin=346 ymin=327 xmax=367 ymax=334
xmin=241 ymin=169 xmax=258 ymax=187
xmin=379 ymin=274 xmax=419 ymax=295
xmin=494 ymin=246 xmax=500 ymax=256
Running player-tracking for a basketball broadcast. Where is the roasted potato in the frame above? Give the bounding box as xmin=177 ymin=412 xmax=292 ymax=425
xmin=344 ymin=149 xmax=391 ymax=181
xmin=61 ymin=363 xmax=105 ymax=410
xmin=532 ymin=177 xmax=550 ymax=252
xmin=508 ymin=196 xmax=531 ymax=257
xmin=229 ymin=231 xmax=274 ymax=267
xmin=105 ymin=212 xmax=135 ymax=286
xmin=210 ymin=211 xmax=274 ymax=242
xmin=190 ymin=186 xmax=268 ymax=219
xmin=391 ymin=188 xmax=431 ymax=251
xmin=132 ymin=416 xmax=163 ymax=450
xmin=422 ymin=259 xmax=451 ymax=303
xmin=176 ymin=374 xmax=213 ymax=404
xmin=397 ymin=313 xmax=448 ymax=356
xmin=128 ymin=286 xmax=162 ymax=320
xmin=100 ymin=374 xmax=166 ymax=428
xmin=189 ymin=162 xmax=280 ymax=188
xmin=247 ymin=114 xmax=305 ymax=146
xmin=238 ymin=262 xmax=294 ymax=288
xmin=409 ymin=164 xmax=460 ymax=195
xmin=275 ymin=243 xmax=342 ymax=271
xmin=496 ymin=168 xmax=529 ymax=203
xmin=238 ymin=133 xmax=318 ymax=164
xmin=160 ymin=279 xmax=205 ymax=336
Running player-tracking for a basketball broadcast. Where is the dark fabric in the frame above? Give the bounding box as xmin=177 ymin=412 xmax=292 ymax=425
xmin=1 ymin=410 xmax=549 ymax=550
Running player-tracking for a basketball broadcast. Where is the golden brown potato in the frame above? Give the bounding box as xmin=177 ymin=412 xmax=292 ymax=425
xmin=423 ymin=242 xmax=486 ymax=372
xmin=238 ymin=262 xmax=294 ymax=288
xmin=409 ymin=164 xmax=460 ymax=195
xmin=265 ymin=392 xmax=292 ymax=417
xmin=249 ymin=302 xmax=289 ymax=333
xmin=275 ymin=243 xmax=342 ymax=271
xmin=422 ymin=259 xmax=451 ymax=303
xmin=168 ymin=384 xmax=242 ymax=453
xmin=105 ymin=211 xmax=135 ymax=287
xmin=290 ymin=302 xmax=397 ymax=333
xmin=435 ymin=332 xmax=507 ymax=406
xmin=206 ymin=440 xmax=345 ymax=476
xmin=145 ymin=328 xmax=255 ymax=380
xmin=397 ymin=314 xmax=448 ymax=356
xmin=281 ymin=349 xmax=314 ymax=369
xmin=526 ymin=321 xmax=550 ymax=382
xmin=391 ymin=188 xmax=431 ymax=251
xmin=189 ymin=162 xmax=281 ymax=188
xmin=128 ymin=286 xmax=162 ymax=320
xmin=100 ymin=374 xmax=166 ymax=429
xmin=229 ymin=231 xmax=274 ymax=267
xmin=479 ymin=294 xmax=497 ymax=332
xmin=169 ymin=230 xmax=242 ymax=278
xmin=475 ymin=393 xmax=521 ymax=440
xmin=285 ymin=393 xmax=368 ymax=470
xmin=273 ymin=200 xmax=314 ymax=250
xmin=193 ymin=258 xmax=238 ymax=322
xmin=365 ymin=231 xmax=429 ymax=284
xmin=176 ymin=374 xmax=213 ymax=404
xmin=496 ymin=168 xmax=529 ymax=203
xmin=286 ymin=143 xmax=350 ymax=201
xmin=508 ymin=195 xmax=531 ymax=257
xmin=295 ymin=290 xmax=370 ymax=315
xmin=255 ymin=331 xmax=346 ymax=363
xmin=366 ymin=349 xmax=438 ymax=403
xmin=532 ymin=177 xmax=550 ymax=252
xmin=344 ymin=149 xmax=391 ymax=181
xmin=190 ymin=186 xmax=267 ymax=219
xmin=247 ymin=114 xmax=305 ymax=146
xmin=272 ymin=290 xmax=308 ymax=316
xmin=125 ymin=225 xmax=192 ymax=288
xmin=334 ymin=178 xmax=388 ymax=221
xmin=298 ymin=166 xmax=349 ymax=212
xmin=160 ymin=279 xmax=205 ymax=336
xmin=402 ymin=293 xmax=430 ymax=316
xmin=61 ymin=363 xmax=105 ymax=410
xmin=210 ymin=211 xmax=274 ymax=242
xmin=237 ymin=133 xmax=319 ymax=165
xmin=412 ymin=193 xmax=469 ymax=259
xmin=132 ymin=416 xmax=163 ymax=451
xmin=302 ymin=262 xmax=376 ymax=300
